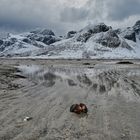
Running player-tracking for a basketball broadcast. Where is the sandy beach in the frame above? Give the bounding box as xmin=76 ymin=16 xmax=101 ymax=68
xmin=0 ymin=59 xmax=140 ymax=140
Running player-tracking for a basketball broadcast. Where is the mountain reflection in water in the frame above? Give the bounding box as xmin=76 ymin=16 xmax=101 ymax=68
xmin=17 ymin=64 xmax=140 ymax=97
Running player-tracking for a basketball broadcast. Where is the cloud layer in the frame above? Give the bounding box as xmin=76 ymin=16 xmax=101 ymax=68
xmin=0 ymin=0 xmax=140 ymax=35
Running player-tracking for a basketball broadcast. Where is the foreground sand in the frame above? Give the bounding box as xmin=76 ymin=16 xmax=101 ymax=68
xmin=0 ymin=59 xmax=140 ymax=140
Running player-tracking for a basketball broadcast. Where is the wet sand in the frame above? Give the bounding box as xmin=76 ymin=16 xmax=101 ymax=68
xmin=0 ymin=59 xmax=140 ymax=140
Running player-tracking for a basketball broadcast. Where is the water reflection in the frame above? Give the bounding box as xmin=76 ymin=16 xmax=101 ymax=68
xmin=17 ymin=64 xmax=140 ymax=96
xmin=43 ymin=72 xmax=58 ymax=87
xmin=67 ymin=79 xmax=77 ymax=86
xmin=77 ymin=74 xmax=92 ymax=87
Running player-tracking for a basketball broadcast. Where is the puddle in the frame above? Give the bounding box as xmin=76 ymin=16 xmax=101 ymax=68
xmin=17 ymin=64 xmax=140 ymax=92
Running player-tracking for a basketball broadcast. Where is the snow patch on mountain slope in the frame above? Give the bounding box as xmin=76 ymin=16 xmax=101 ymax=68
xmin=0 ymin=22 xmax=140 ymax=59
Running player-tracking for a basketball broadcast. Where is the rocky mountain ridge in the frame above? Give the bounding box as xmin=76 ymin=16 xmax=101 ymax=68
xmin=0 ymin=21 xmax=140 ymax=59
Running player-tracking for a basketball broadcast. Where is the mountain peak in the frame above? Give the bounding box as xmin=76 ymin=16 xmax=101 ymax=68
xmin=134 ymin=20 xmax=140 ymax=26
xmin=81 ymin=23 xmax=110 ymax=33
xmin=133 ymin=20 xmax=140 ymax=33
xmin=76 ymin=23 xmax=111 ymax=42
xmin=30 ymin=28 xmax=55 ymax=36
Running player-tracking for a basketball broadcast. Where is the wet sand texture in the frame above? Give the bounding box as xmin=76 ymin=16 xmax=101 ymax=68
xmin=0 ymin=59 xmax=140 ymax=140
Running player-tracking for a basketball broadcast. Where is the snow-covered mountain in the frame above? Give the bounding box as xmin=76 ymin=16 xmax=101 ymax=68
xmin=0 ymin=29 xmax=61 ymax=57
xmin=0 ymin=21 xmax=140 ymax=59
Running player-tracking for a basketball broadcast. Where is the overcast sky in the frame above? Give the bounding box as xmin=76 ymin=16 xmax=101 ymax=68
xmin=0 ymin=0 xmax=140 ymax=35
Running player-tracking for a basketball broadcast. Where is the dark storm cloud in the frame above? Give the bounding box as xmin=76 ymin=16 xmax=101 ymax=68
xmin=0 ymin=0 xmax=63 ymax=34
xmin=0 ymin=0 xmax=140 ymax=35
xmin=107 ymin=0 xmax=140 ymax=20
xmin=0 ymin=17 xmax=40 ymax=32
